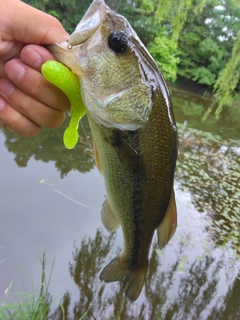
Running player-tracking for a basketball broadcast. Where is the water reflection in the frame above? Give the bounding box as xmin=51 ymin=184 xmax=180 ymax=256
xmin=45 ymin=221 xmax=239 ymax=319
xmin=1 ymin=88 xmax=239 ymax=319
xmin=49 ymin=229 xmax=116 ymax=320
xmin=172 ymin=87 xmax=240 ymax=140
xmin=209 ymin=276 xmax=240 ymax=320
xmin=176 ymin=123 xmax=240 ymax=256
xmin=2 ymin=116 xmax=94 ymax=177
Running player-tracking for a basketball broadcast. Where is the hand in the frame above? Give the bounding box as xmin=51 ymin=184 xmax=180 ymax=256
xmin=0 ymin=0 xmax=70 ymax=137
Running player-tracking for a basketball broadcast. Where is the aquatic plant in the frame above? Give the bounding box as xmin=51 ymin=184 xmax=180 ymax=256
xmin=176 ymin=123 xmax=240 ymax=258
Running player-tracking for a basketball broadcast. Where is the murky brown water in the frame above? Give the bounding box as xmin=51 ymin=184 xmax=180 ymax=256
xmin=0 ymin=88 xmax=239 ymax=319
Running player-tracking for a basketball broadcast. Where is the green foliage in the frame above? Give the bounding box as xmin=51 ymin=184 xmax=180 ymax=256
xmin=148 ymin=33 xmax=179 ymax=81
xmin=177 ymin=0 xmax=240 ymax=93
xmin=138 ymin=0 xmax=154 ymax=11
xmin=155 ymin=0 xmax=206 ymax=44
xmin=118 ymin=0 xmax=157 ymax=45
xmin=192 ymin=67 xmax=216 ymax=85
xmin=214 ymin=34 xmax=240 ymax=114
xmin=124 ymin=0 xmax=206 ymax=46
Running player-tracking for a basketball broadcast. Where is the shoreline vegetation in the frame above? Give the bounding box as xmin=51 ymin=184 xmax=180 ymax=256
xmin=0 ymin=252 xmax=62 ymax=320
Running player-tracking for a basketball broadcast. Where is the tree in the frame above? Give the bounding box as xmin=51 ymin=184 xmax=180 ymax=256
xmin=177 ymin=0 xmax=239 ymax=83
xmin=147 ymin=29 xmax=179 ymax=82
xmin=214 ymin=33 xmax=240 ymax=115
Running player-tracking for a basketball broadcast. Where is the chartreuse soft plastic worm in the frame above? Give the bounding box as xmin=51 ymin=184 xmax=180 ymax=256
xmin=41 ymin=60 xmax=86 ymax=149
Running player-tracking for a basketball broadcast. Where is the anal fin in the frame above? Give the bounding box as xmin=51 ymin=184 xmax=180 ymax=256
xmin=101 ymin=198 xmax=120 ymax=232
xmin=157 ymin=189 xmax=177 ymax=249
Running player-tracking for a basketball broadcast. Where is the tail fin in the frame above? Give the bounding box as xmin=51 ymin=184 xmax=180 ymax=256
xmin=99 ymin=257 xmax=147 ymax=301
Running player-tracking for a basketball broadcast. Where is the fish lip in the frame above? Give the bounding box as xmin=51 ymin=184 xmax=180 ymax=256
xmin=48 ymin=0 xmax=111 ymax=76
xmin=47 ymin=42 xmax=84 ymax=78
xmin=68 ymin=0 xmax=110 ymax=46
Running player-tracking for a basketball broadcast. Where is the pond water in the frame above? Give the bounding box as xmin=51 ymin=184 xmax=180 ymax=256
xmin=0 ymin=88 xmax=239 ymax=319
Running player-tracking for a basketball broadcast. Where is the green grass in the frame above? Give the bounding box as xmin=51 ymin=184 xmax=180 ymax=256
xmin=0 ymin=252 xmax=65 ymax=320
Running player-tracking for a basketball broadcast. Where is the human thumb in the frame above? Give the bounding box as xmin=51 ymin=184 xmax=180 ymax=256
xmin=3 ymin=0 xmax=68 ymax=45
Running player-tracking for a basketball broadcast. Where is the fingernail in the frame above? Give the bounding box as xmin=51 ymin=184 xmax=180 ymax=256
xmin=0 ymin=79 xmax=15 ymax=96
xmin=0 ymin=97 xmax=6 ymax=110
xmin=9 ymin=61 xmax=25 ymax=80
xmin=24 ymin=47 xmax=42 ymax=69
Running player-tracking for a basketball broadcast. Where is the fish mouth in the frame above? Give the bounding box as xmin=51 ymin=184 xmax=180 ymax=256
xmin=68 ymin=0 xmax=109 ymax=46
xmin=48 ymin=0 xmax=110 ymax=74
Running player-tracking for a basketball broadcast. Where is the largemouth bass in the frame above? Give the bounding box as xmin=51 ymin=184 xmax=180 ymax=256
xmin=49 ymin=0 xmax=178 ymax=301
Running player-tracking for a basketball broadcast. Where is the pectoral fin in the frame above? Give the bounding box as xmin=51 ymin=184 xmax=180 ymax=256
xmin=101 ymin=198 xmax=120 ymax=232
xmin=93 ymin=140 xmax=103 ymax=174
xmin=112 ymin=131 xmax=145 ymax=174
xmin=157 ymin=189 xmax=177 ymax=249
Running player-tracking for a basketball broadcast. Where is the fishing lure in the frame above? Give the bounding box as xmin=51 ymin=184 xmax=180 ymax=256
xmin=41 ymin=60 xmax=86 ymax=149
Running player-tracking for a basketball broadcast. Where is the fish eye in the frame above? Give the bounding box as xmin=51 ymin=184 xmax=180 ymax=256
xmin=108 ymin=31 xmax=128 ymax=54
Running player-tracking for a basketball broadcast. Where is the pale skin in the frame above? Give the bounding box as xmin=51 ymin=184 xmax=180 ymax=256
xmin=0 ymin=0 xmax=70 ymax=137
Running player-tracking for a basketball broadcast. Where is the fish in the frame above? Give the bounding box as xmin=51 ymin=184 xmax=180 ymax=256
xmin=48 ymin=0 xmax=178 ymax=301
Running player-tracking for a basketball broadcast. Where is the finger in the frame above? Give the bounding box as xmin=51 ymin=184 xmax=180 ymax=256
xmin=4 ymin=58 xmax=70 ymax=112
xmin=0 ymin=96 xmax=41 ymax=137
xmin=0 ymin=78 xmax=66 ymax=128
xmin=20 ymin=45 xmax=57 ymax=72
xmin=3 ymin=0 xmax=69 ymax=44
xmin=0 ymin=41 xmax=23 ymax=77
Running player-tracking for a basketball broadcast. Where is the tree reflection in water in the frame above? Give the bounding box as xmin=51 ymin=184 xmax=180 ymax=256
xmin=47 ymin=225 xmax=239 ymax=319
xmin=2 ymin=116 xmax=94 ymax=178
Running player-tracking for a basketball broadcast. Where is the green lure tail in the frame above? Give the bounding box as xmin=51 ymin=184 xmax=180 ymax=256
xmin=41 ymin=60 xmax=86 ymax=149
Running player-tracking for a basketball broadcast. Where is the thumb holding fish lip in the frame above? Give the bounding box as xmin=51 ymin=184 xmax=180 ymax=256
xmin=0 ymin=0 xmax=69 ymax=45
xmin=0 ymin=0 xmax=69 ymax=77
